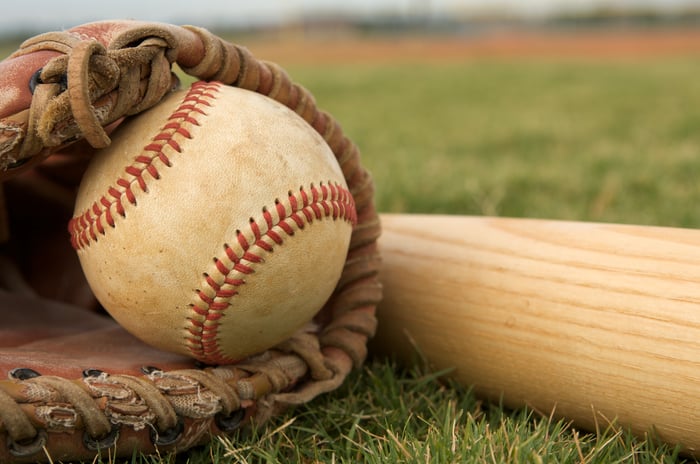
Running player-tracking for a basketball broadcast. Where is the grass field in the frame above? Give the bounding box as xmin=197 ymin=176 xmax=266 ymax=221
xmin=283 ymin=56 xmax=700 ymax=229
xmin=3 ymin=28 xmax=700 ymax=463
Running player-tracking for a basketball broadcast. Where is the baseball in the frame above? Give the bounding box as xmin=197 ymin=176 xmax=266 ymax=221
xmin=69 ymin=81 xmax=356 ymax=365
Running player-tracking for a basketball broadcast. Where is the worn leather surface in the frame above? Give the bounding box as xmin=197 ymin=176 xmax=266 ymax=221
xmin=0 ymin=20 xmax=381 ymax=463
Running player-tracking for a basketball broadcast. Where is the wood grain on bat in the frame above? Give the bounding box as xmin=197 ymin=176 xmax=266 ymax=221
xmin=373 ymin=213 xmax=700 ymax=455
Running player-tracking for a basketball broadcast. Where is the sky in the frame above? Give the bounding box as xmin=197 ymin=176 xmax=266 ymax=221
xmin=1 ymin=0 xmax=698 ymax=36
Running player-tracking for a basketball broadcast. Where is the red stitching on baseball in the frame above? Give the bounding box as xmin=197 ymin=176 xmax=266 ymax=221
xmin=185 ymin=182 xmax=356 ymax=364
xmin=68 ymin=81 xmax=219 ymax=250
xmin=68 ymin=80 xmax=357 ymax=364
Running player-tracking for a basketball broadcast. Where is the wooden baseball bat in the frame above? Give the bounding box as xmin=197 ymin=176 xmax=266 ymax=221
xmin=372 ymin=213 xmax=700 ymax=456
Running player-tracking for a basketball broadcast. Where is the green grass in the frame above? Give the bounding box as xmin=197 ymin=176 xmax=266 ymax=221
xmin=134 ymin=360 xmax=685 ymax=463
xmin=194 ymin=360 xmax=685 ymax=463
xmin=3 ymin=39 xmax=698 ymax=462
xmin=287 ymin=58 xmax=700 ymax=229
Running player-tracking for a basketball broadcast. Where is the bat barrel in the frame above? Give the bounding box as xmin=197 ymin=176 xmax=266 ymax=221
xmin=373 ymin=213 xmax=700 ymax=456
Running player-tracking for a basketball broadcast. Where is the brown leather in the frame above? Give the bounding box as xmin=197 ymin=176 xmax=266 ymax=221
xmin=0 ymin=20 xmax=381 ymax=462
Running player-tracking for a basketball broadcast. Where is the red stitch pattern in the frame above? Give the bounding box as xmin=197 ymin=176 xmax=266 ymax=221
xmin=68 ymin=81 xmax=220 ymax=250
xmin=67 ymin=80 xmax=357 ymax=365
xmin=185 ymin=182 xmax=356 ymax=364
xmin=68 ymin=82 xmax=357 ymax=364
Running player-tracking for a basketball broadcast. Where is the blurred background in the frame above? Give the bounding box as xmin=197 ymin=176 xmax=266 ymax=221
xmin=1 ymin=0 xmax=700 ymax=38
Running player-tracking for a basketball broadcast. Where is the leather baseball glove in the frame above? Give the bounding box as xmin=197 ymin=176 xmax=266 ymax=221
xmin=0 ymin=20 xmax=381 ymax=462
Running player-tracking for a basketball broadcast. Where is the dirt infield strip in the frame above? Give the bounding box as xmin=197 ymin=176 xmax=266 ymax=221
xmin=242 ymin=27 xmax=700 ymax=65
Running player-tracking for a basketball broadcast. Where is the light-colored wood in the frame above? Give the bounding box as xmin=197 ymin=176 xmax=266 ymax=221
xmin=373 ymin=213 xmax=700 ymax=455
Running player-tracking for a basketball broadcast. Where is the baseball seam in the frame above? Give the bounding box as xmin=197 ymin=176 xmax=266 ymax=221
xmin=68 ymin=80 xmax=357 ymax=364
xmin=69 ymin=81 xmax=216 ymax=250
xmin=187 ymin=182 xmax=356 ymax=364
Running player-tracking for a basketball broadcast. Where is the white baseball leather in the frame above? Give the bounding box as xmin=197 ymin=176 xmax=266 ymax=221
xmin=70 ymin=81 xmax=356 ymax=364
